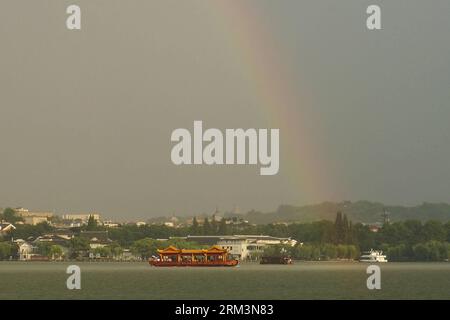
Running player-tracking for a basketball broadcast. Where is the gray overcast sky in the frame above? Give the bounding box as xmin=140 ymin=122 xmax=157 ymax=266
xmin=1 ymin=1 xmax=450 ymax=220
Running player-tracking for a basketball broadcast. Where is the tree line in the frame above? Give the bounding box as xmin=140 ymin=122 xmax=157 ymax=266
xmin=2 ymin=208 xmax=450 ymax=261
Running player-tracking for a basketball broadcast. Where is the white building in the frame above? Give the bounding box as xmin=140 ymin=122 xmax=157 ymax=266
xmin=217 ymin=235 xmax=297 ymax=260
xmin=184 ymin=235 xmax=297 ymax=261
xmin=103 ymin=220 xmax=120 ymax=228
xmin=14 ymin=208 xmax=53 ymax=225
xmin=16 ymin=241 xmax=35 ymax=261
xmin=80 ymin=231 xmax=112 ymax=249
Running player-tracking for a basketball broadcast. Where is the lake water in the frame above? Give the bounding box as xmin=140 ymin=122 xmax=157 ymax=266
xmin=1 ymin=261 xmax=449 ymax=299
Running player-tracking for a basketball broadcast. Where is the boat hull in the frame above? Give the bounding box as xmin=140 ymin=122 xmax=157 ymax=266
xmin=149 ymin=260 xmax=239 ymax=267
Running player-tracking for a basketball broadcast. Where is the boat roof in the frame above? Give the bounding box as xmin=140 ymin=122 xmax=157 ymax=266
xmin=157 ymin=245 xmax=227 ymax=255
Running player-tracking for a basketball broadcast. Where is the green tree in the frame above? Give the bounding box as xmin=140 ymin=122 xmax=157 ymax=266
xmin=413 ymin=243 xmax=429 ymax=261
xmin=347 ymin=221 xmax=354 ymax=245
xmin=422 ymin=221 xmax=446 ymax=242
xmin=336 ymin=244 xmax=347 ymax=259
xmin=334 ymin=212 xmax=345 ymax=244
xmin=295 ymin=245 xmax=313 ymax=260
xmin=378 ymin=222 xmax=410 ymax=246
xmin=191 ymin=217 xmax=199 ymax=235
xmin=211 ymin=215 xmax=218 ymax=234
xmin=321 ymin=244 xmax=337 ymax=260
xmin=0 ymin=242 xmax=14 ymax=260
xmin=108 ymin=242 xmax=124 ymax=259
xmin=445 ymin=222 xmax=450 ymax=242
xmin=2 ymin=208 xmax=23 ymax=224
xmin=342 ymin=214 xmax=349 ymax=243
xmin=262 ymin=244 xmax=291 ymax=257
xmin=36 ymin=242 xmax=52 ymax=257
xmin=131 ymin=238 xmax=161 ymax=259
xmin=49 ymin=245 xmax=64 ymax=260
xmin=353 ymin=223 xmax=375 ymax=251
xmin=112 ymin=245 xmax=124 ymax=258
xmin=86 ymin=215 xmax=98 ymax=231
xmin=403 ymin=220 xmax=424 ymax=244
xmin=203 ymin=218 xmax=211 ymax=235
xmin=311 ymin=246 xmax=321 ymax=260
xmin=92 ymin=246 xmax=112 ymax=258
xmin=386 ymin=244 xmax=410 ymax=262
xmin=425 ymin=241 xmax=448 ymax=261
xmin=218 ymin=218 xmax=228 ymax=235
xmin=345 ymin=245 xmax=359 ymax=260
xmin=69 ymin=237 xmax=90 ymax=258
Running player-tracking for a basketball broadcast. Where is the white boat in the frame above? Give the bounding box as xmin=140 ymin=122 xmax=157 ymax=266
xmin=359 ymin=249 xmax=388 ymax=263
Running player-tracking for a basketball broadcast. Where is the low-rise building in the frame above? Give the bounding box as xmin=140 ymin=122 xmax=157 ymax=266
xmin=16 ymin=240 xmax=35 ymax=261
xmin=103 ymin=220 xmax=120 ymax=228
xmin=34 ymin=234 xmax=73 ymax=245
xmin=182 ymin=235 xmax=297 ymax=260
xmin=217 ymin=235 xmax=297 ymax=260
xmin=0 ymin=222 xmax=16 ymax=238
xmin=23 ymin=216 xmax=49 ymax=226
xmin=15 ymin=207 xmax=53 ymax=218
xmin=14 ymin=208 xmax=53 ymax=225
xmin=33 ymin=234 xmax=71 ymax=260
xmin=80 ymin=231 xmax=113 ymax=249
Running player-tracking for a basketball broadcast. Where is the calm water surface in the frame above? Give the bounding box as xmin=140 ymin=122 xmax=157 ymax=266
xmin=0 ymin=261 xmax=449 ymax=299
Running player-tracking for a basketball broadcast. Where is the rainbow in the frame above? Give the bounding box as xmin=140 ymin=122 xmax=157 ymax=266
xmin=205 ymin=1 xmax=338 ymax=202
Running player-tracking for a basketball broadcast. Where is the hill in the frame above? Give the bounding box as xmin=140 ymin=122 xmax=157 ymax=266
xmin=227 ymin=201 xmax=450 ymax=224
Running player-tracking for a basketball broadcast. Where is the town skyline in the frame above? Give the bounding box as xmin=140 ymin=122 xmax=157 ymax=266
xmin=3 ymin=200 xmax=450 ymax=225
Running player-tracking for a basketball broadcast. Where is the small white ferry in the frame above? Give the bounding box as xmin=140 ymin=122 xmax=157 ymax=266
xmin=359 ymin=249 xmax=388 ymax=263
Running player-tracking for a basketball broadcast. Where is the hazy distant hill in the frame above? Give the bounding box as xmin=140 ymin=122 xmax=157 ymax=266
xmin=229 ymin=201 xmax=450 ymax=224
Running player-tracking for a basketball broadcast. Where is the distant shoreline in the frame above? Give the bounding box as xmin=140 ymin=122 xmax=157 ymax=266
xmin=1 ymin=259 xmax=448 ymax=263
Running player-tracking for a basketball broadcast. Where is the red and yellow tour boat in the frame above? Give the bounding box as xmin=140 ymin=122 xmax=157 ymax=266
xmin=149 ymin=246 xmax=239 ymax=267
